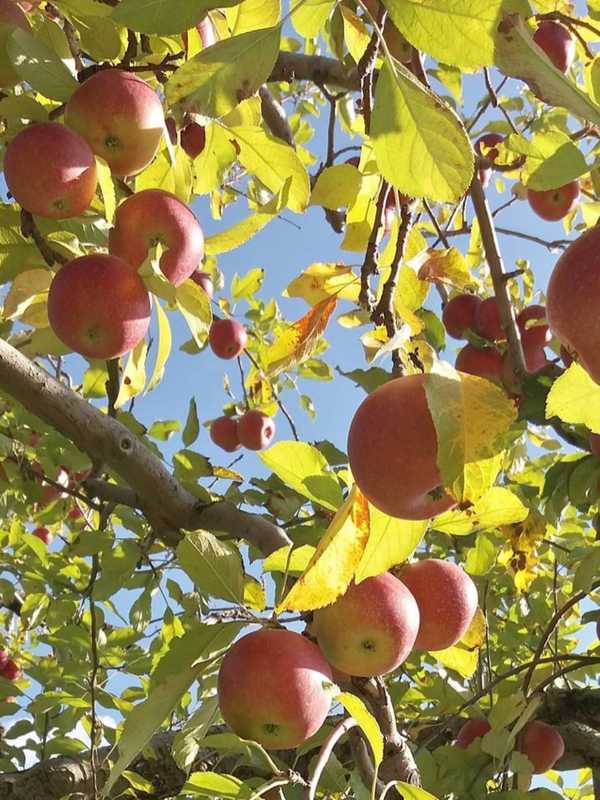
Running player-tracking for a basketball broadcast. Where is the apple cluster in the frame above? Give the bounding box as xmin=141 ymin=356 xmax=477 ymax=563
xmin=210 ymin=410 xmax=276 ymax=453
xmin=218 ymin=559 xmax=477 ymax=750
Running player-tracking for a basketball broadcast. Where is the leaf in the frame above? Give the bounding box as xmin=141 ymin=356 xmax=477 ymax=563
xmin=462 ymin=607 xmax=486 ymax=649
xmin=231 ymin=268 xmax=265 ymax=301
xmin=115 ymin=339 xmax=148 ymax=409
xmin=182 ymin=772 xmax=253 ymax=799
xmin=394 ymin=784 xmax=440 ymax=800
xmin=113 ymin=0 xmax=242 ymax=35
xmin=291 ymin=0 xmax=335 ymax=38
xmin=337 ymin=693 xmax=383 ymax=767
xmin=310 ymin=165 xmax=362 ymax=210
xmin=263 ymin=544 xmax=316 ymax=574
xmin=177 ymin=531 xmax=245 ymax=603
xmin=148 ymin=420 xmax=181 ymax=441
xmin=465 ymin=533 xmax=496 ymax=576
xmin=434 ymin=487 xmax=528 ymax=536
xmin=8 ymin=28 xmax=79 ymax=102
xmin=276 ymin=485 xmax=370 ymax=612
xmin=284 ymin=263 xmax=360 ymax=306
xmin=383 ymin=0 xmax=504 ymax=68
xmin=204 ymin=186 xmax=286 ymax=255
xmin=574 ymin=547 xmax=600 ymax=593
xmin=172 ymin=697 xmax=220 ymax=773
xmin=430 ymin=643 xmax=479 ymax=678
xmin=183 ymin=397 xmax=200 ymax=446
xmin=165 ymin=28 xmax=280 ymax=118
xmin=146 ymin=300 xmax=172 ymax=394
xmin=514 ymin=130 xmax=589 ymax=190
xmin=415 ymin=247 xmax=477 ymax=290
xmin=371 ymin=62 xmax=473 ymax=203
xmin=354 ymin=506 xmax=427 ymax=583
xmin=176 ymin=279 xmax=213 ymax=349
xmin=264 ymin=297 xmax=337 ymax=376
xmin=96 ymin=157 xmax=116 ymax=223
xmin=3 ymin=269 xmax=51 ymax=321
xmin=259 ymin=441 xmax=344 ymax=511
xmin=229 ymin=0 xmax=281 ymax=34
xmin=340 ymin=6 xmax=371 ymax=63
xmin=546 ymin=363 xmax=600 ymax=432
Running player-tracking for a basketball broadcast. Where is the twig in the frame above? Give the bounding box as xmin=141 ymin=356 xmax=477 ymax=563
xmin=422 ymin=198 xmax=450 ymax=248
xmin=495 ymin=226 xmax=571 ymax=250
xmin=483 ymin=68 xmax=498 ymax=106
xmin=306 ymin=718 xmax=358 ymax=800
xmin=237 ymin=355 xmax=250 ymax=409
xmin=533 ymin=657 xmax=600 ymax=695
xmin=89 ymin=557 xmax=100 ymax=799
xmin=276 ymin=396 xmax=299 ymax=442
xmin=20 ymin=210 xmax=68 ymax=267
xmin=119 ymin=30 xmax=138 ymax=69
xmin=359 ymin=181 xmax=390 ymax=310
xmin=492 ymin=196 xmax=517 ymax=217
xmin=356 ymin=4 xmax=386 ymax=135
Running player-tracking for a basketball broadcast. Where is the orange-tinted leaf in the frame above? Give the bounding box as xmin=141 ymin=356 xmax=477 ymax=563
xmin=265 ymin=297 xmax=337 ymax=376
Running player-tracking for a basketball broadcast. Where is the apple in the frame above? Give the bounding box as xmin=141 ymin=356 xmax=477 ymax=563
xmin=527 ymin=181 xmax=579 ymax=222
xmin=517 ymin=304 xmax=551 ymax=348
xmin=383 ymin=189 xmax=411 ymax=235
xmin=589 ymin=433 xmax=600 ymax=459
xmin=190 ymin=270 xmax=213 ymax=298
xmin=312 ymin=573 xmax=419 ymax=677
xmin=399 ymin=558 xmax=478 ymax=650
xmin=217 ymin=628 xmax=333 ymax=750
xmin=345 ymin=156 xmax=360 ymax=168
xmin=474 ymin=296 xmax=505 ymax=341
xmin=210 ymin=416 xmax=240 ymax=452
xmin=547 ymin=226 xmax=600 ymax=384
xmin=209 ymin=319 xmax=247 ymax=359
xmin=455 ymin=718 xmax=491 ymax=748
xmin=198 ymin=13 xmax=217 ymax=48
xmin=0 ymin=658 xmax=21 ymax=682
xmin=0 ymin=0 xmax=30 ymax=88
xmin=181 ymin=121 xmax=206 ymax=159
xmin=238 ymin=410 xmax=275 ymax=451
xmin=48 ymin=254 xmax=151 ymax=361
xmin=68 ymin=507 xmax=84 ymax=520
xmin=560 ymin=345 xmax=575 ymax=367
xmin=456 ymin=344 xmax=503 ymax=383
xmin=32 ymin=526 xmax=52 ymax=545
xmin=475 ymin=133 xmax=504 ymax=188
xmin=4 ymin=122 xmax=98 ymax=219
xmin=533 ymin=21 xmax=575 ymax=74
xmin=65 ymin=69 xmax=165 ymax=177
xmin=518 ymin=720 xmax=565 ymax=773
xmin=109 ymin=189 xmax=205 ymax=287
xmin=347 ymin=374 xmax=455 ymax=520
xmin=442 ymin=294 xmax=482 ymax=339
xmin=0 ymin=649 xmax=7 ymax=671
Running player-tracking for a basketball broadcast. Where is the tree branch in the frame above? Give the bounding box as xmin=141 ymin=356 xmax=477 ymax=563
xmin=269 ymin=52 xmax=359 ymax=91
xmin=259 ymin=85 xmax=295 ymax=148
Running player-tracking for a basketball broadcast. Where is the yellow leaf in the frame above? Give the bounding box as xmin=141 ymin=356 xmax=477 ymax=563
xmin=499 ymin=510 xmax=547 ymax=593
xmin=391 ymin=266 xmax=429 ymax=334
xmin=461 ymin=607 xmax=486 ymax=650
xmin=354 ymin=505 xmax=427 ymax=583
xmin=3 ymin=268 xmax=51 ymax=321
xmin=430 ymin=643 xmax=479 ymax=678
xmin=380 ymin=225 xmax=427 ymax=269
xmin=264 ymin=297 xmax=337 ymax=377
xmin=176 ymin=279 xmax=213 ymax=349
xmin=310 ymin=165 xmax=361 ymax=210
xmin=263 ymin=544 xmax=316 ymax=574
xmin=243 ymin=576 xmax=266 ymax=611
xmin=276 ymin=485 xmax=370 ymax=613
xmin=434 ymin=487 xmax=529 ymax=536
xmin=96 ymin=156 xmax=116 ymax=223
xmin=115 ymin=339 xmax=148 ymax=409
xmin=146 ymin=300 xmax=171 ymax=394
xmin=415 ymin=247 xmax=477 ymax=291
xmin=340 ymin=6 xmax=370 ymax=63
xmin=546 ymin=362 xmax=600 ymax=433
xmin=228 ymin=0 xmax=280 ymax=35
xmin=284 ymin=263 xmax=360 ymax=306
xmin=337 ymin=693 xmax=383 ymax=767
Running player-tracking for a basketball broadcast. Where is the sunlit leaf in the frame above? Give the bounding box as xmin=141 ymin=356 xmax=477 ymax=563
xmin=264 ymin=297 xmax=337 ymax=376
xmin=546 ymin=363 xmax=600 ymax=432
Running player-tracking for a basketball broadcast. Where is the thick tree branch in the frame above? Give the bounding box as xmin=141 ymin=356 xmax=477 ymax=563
xmin=259 ymin=85 xmax=295 ymax=148
xmin=269 ymin=52 xmax=360 ymax=91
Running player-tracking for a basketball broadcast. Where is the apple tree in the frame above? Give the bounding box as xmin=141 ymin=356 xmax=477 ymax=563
xmin=1 ymin=1 xmax=600 ymax=799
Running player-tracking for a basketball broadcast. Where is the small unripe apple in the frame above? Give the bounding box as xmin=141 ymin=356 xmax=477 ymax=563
xmin=238 ymin=410 xmax=275 ymax=451
xmin=399 ymin=559 xmax=478 ymax=651
xmin=518 ymin=720 xmax=565 ymax=773
xmin=474 ymin=297 xmax=505 ymax=341
xmin=190 ymin=270 xmax=213 ymax=298
xmin=0 ymin=658 xmax=21 ymax=682
xmin=217 ymin=628 xmax=333 ymax=750
xmin=313 ymin=573 xmax=420 ymax=677
xmin=32 ymin=526 xmax=52 ymax=545
xmin=533 ymin=21 xmax=575 ymax=74
xmin=517 ymin=304 xmax=550 ymax=348
xmin=209 ymin=416 xmax=240 ymax=452
xmin=475 ymin=132 xmax=504 ymax=188
xmin=455 ymin=718 xmax=491 ymax=748
xmin=181 ymin=121 xmax=206 ymax=159
xmin=209 ymin=319 xmax=247 ymax=359
xmin=442 ymin=294 xmax=482 ymax=339
xmin=456 ymin=344 xmax=503 ymax=383
xmin=527 ymin=181 xmax=580 ymax=222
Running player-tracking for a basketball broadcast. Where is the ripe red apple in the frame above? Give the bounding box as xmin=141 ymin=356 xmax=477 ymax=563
xmin=0 ymin=658 xmax=21 ymax=682
xmin=475 ymin=132 xmax=504 ymax=188
xmin=209 ymin=319 xmax=247 ymax=359
xmin=209 ymin=416 xmax=240 ymax=452
xmin=399 ymin=559 xmax=478 ymax=651
xmin=455 ymin=718 xmax=491 ymax=748
xmin=518 ymin=720 xmax=565 ymax=773
xmin=517 ymin=304 xmax=551 ymax=348
xmin=383 ymin=189 xmax=411 ymax=235
xmin=48 ymin=254 xmax=151 ymax=360
xmin=442 ymin=294 xmax=482 ymax=339
xmin=217 ymin=628 xmax=333 ymax=750
xmin=32 ymin=526 xmax=52 ymax=545
xmin=68 ymin=507 xmax=84 ymax=520
xmin=533 ymin=21 xmax=575 ymax=74
xmin=547 ymin=226 xmax=600 ymax=384
xmin=197 ymin=13 xmax=217 ymax=48
xmin=65 ymin=69 xmax=165 ymax=177
xmin=4 ymin=122 xmax=98 ymax=219
xmin=190 ymin=270 xmax=213 ymax=298
xmin=527 ymin=181 xmax=579 ymax=222
xmin=238 ymin=411 xmax=275 ymax=451
xmin=181 ymin=121 xmax=206 ymax=159
xmin=0 ymin=0 xmax=30 ymax=87
xmin=347 ymin=374 xmax=455 ymax=520
xmin=345 ymin=156 xmax=360 ymax=167
xmin=456 ymin=344 xmax=503 ymax=383
xmin=474 ymin=297 xmax=505 ymax=341
xmin=109 ymin=189 xmax=204 ymax=287
xmin=313 ymin=573 xmax=419 ymax=677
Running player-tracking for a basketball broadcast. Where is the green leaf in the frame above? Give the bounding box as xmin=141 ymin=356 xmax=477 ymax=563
xmin=177 ymin=531 xmax=245 ymax=603
xmin=176 ymin=279 xmax=213 ymax=350
xmin=465 ymin=533 xmax=497 ymax=576
xmin=259 ymin=441 xmax=344 ymax=511
xmin=546 ymin=363 xmax=600 ymax=432
xmin=338 ymin=693 xmax=383 ymax=767
xmin=514 ymin=130 xmax=589 ymax=190
xmin=94 ymin=541 xmax=140 ymax=600
xmin=231 ymin=268 xmax=265 ymax=301
xmin=354 ymin=506 xmax=427 ymax=583
xmin=573 ymin=547 xmax=600 ymax=593
xmin=310 ymin=165 xmax=362 ymax=210
xmin=291 ymin=0 xmax=335 ymax=38
xmin=122 ymin=771 xmax=154 ymax=794
xmin=151 ymin=621 xmax=240 ymax=686
xmin=115 ymin=339 xmax=147 ymax=409
xmin=371 ymin=62 xmax=473 ymax=203
xmin=183 ymin=397 xmax=200 ymax=446
xmin=146 ymin=300 xmax=172 ymax=394
xmin=204 ymin=186 xmax=288 ymax=256
xmin=8 ymin=28 xmax=79 ymax=102
xmin=165 ymin=27 xmax=280 ymax=118
xmin=393 ymin=784 xmax=440 ymax=800
xmin=263 ymin=544 xmax=316 ymax=574
xmin=183 ymin=772 xmax=253 ymax=799
xmin=147 ymin=420 xmax=181 ymax=441
xmin=112 ymin=0 xmax=242 ymax=35
xmin=172 ymin=697 xmax=220 ymax=772
xmin=96 ymin=157 xmax=116 ymax=223
xmin=433 ymin=487 xmax=528 ymax=536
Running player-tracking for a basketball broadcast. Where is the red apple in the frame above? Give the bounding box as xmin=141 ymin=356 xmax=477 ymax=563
xmin=0 ymin=0 xmax=30 ymax=88
xmin=217 ymin=628 xmax=333 ymax=750
xmin=65 ymin=69 xmax=165 ymax=177
xmin=0 ymin=649 xmax=8 ymax=671
xmin=4 ymin=122 xmax=98 ymax=219
xmin=518 ymin=720 xmax=565 ymax=773
xmin=475 ymin=133 xmax=504 ymax=188
xmin=48 ymin=254 xmax=151 ymax=360
xmin=190 ymin=270 xmax=213 ymax=298
xmin=347 ymin=374 xmax=455 ymax=520
xmin=313 ymin=573 xmax=420 ymax=677
xmin=109 ymin=189 xmax=204 ymax=287
xmin=527 ymin=181 xmax=579 ymax=222
xmin=560 ymin=345 xmax=575 ymax=367
xmin=456 ymin=344 xmax=503 ymax=383
xmin=345 ymin=156 xmax=360 ymax=168
xmin=68 ymin=507 xmax=84 ymax=520
xmin=455 ymin=718 xmax=491 ymax=748
xmin=399 ymin=559 xmax=478 ymax=651
xmin=197 ymin=13 xmax=217 ymax=48
xmin=547 ymin=226 xmax=600 ymax=384
xmin=209 ymin=416 xmax=240 ymax=452
xmin=181 ymin=121 xmax=206 ymax=159
xmin=442 ymin=294 xmax=482 ymax=339
xmin=474 ymin=296 xmax=505 ymax=341
xmin=0 ymin=658 xmax=21 ymax=682
xmin=238 ymin=411 xmax=275 ymax=451
xmin=517 ymin=304 xmax=551 ymax=348
xmin=533 ymin=21 xmax=575 ymax=74
xmin=590 ymin=433 xmax=600 ymax=459
xmin=32 ymin=526 xmax=52 ymax=545
xmin=209 ymin=319 xmax=247 ymax=359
